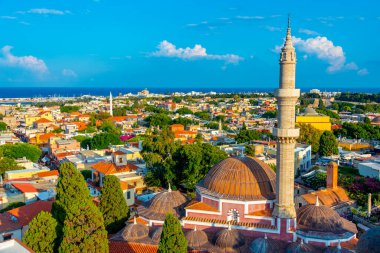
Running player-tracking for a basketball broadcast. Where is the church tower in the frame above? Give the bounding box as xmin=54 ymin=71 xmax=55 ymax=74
xmin=272 ymin=16 xmax=300 ymax=219
xmin=109 ymin=92 xmax=113 ymax=116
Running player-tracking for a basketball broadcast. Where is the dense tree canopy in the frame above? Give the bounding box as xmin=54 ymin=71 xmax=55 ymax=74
xmin=60 ymin=105 xmax=80 ymax=113
xmin=158 ymin=213 xmax=187 ymax=253
xmin=100 ymin=120 xmax=122 ymax=135
xmin=99 ymin=175 xmax=129 ymax=233
xmin=319 ymin=131 xmax=339 ymax=156
xmin=89 ymin=133 xmax=122 ymax=150
xmin=297 ymin=123 xmax=323 ymax=153
xmin=334 ymin=122 xmax=380 ymax=140
xmin=0 ymin=143 xmax=42 ymax=162
xmin=176 ymin=107 xmax=193 ymax=115
xmin=0 ymin=122 xmax=7 ymax=131
xmin=23 ymin=211 xmax=58 ymax=253
xmin=0 ymin=157 xmax=23 ymax=175
xmin=262 ymin=110 xmax=277 ymax=119
xmin=236 ymin=129 xmax=269 ymax=144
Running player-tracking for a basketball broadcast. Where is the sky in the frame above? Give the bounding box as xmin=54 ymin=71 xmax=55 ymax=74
xmin=0 ymin=0 xmax=379 ymax=90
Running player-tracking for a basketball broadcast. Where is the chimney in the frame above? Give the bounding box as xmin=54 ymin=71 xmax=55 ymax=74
xmin=326 ymin=162 xmax=338 ymax=189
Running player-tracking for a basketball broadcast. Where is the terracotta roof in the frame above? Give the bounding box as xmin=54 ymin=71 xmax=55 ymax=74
xmin=128 ymin=217 xmax=149 ymax=225
xmin=301 ymin=187 xmax=350 ymax=207
xmin=0 ymin=201 xmax=53 ymax=232
xmin=37 ymin=170 xmax=59 ymax=178
xmin=200 ymin=156 xmax=276 ymax=201
xmin=113 ymin=151 xmax=126 ymax=155
xmin=34 ymin=118 xmax=53 ymax=124
xmin=92 ymin=161 xmax=139 ymax=175
xmin=108 ymin=116 xmax=128 ymax=122
xmin=12 ymin=183 xmax=38 ymax=193
xmin=247 ymin=209 xmax=273 ymax=217
xmin=185 ymin=200 xmax=218 ymax=212
xmin=109 ymin=241 xmax=157 ymax=253
xmin=55 ymin=151 xmax=76 ymax=160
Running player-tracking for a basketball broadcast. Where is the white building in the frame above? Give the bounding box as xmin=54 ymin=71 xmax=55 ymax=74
xmin=358 ymin=159 xmax=380 ymax=180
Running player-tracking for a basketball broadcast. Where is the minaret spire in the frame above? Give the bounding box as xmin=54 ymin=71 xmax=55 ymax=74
xmin=109 ymin=92 xmax=113 ymax=116
xmin=272 ymin=16 xmax=300 ymax=219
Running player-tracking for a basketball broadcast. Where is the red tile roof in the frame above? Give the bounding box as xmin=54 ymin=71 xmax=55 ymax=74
xmin=92 ymin=161 xmax=139 ymax=175
xmin=36 ymin=170 xmax=59 ymax=178
xmin=109 ymin=241 xmax=158 ymax=253
xmin=185 ymin=200 xmax=218 ymax=212
xmin=12 ymin=183 xmax=38 ymax=193
xmin=34 ymin=118 xmax=53 ymax=124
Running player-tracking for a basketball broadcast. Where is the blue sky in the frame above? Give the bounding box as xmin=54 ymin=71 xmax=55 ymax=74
xmin=0 ymin=0 xmax=378 ymax=89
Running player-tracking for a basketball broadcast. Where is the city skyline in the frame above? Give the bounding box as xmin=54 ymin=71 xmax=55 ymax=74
xmin=0 ymin=0 xmax=379 ymax=89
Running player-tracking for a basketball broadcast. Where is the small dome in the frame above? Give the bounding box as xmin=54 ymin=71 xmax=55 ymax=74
xmin=250 ymin=236 xmax=286 ymax=253
xmin=324 ymin=244 xmax=351 ymax=253
xmin=122 ymin=221 xmax=149 ymax=241
xmin=201 ymin=157 xmax=276 ymax=200
xmin=372 ymin=116 xmax=380 ymax=124
xmin=356 ymin=227 xmax=380 ymax=253
xmin=286 ymin=241 xmax=318 ymax=253
xmin=297 ymin=202 xmax=344 ymax=234
xmin=303 ymin=108 xmax=318 ymax=115
xmin=214 ymin=227 xmax=245 ymax=250
xmin=186 ymin=228 xmax=209 ymax=250
xmin=150 ymin=226 xmax=163 ymax=243
xmin=138 ymin=189 xmax=187 ymax=220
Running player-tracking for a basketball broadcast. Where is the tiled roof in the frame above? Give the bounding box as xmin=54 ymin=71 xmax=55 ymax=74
xmin=182 ymin=216 xmax=276 ymax=230
xmin=247 ymin=209 xmax=273 ymax=217
xmin=92 ymin=161 xmax=139 ymax=175
xmin=301 ymin=186 xmax=350 ymax=207
xmin=37 ymin=170 xmax=59 ymax=178
xmin=0 ymin=201 xmax=53 ymax=232
xmin=185 ymin=200 xmax=218 ymax=212
xmin=108 ymin=116 xmax=128 ymax=122
xmin=12 ymin=183 xmax=38 ymax=193
xmin=128 ymin=217 xmax=149 ymax=225
xmin=113 ymin=151 xmax=126 ymax=155
xmin=34 ymin=118 xmax=53 ymax=124
xmin=109 ymin=241 xmax=157 ymax=253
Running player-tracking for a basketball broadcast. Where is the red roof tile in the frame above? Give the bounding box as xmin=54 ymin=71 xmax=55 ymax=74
xmin=12 ymin=183 xmax=38 ymax=193
xmin=36 ymin=170 xmax=59 ymax=178
xmin=92 ymin=161 xmax=139 ymax=175
xmin=109 ymin=241 xmax=157 ymax=253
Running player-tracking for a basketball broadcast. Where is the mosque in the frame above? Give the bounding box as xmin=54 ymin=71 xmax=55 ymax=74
xmin=109 ymin=18 xmax=374 ymax=253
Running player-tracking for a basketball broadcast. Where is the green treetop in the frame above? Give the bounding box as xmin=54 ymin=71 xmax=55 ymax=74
xmin=158 ymin=213 xmax=187 ymax=253
xmin=23 ymin=211 xmax=58 ymax=253
xmin=319 ymin=131 xmax=339 ymax=156
xmin=0 ymin=143 xmax=42 ymax=162
xmin=99 ymin=175 xmax=130 ymax=233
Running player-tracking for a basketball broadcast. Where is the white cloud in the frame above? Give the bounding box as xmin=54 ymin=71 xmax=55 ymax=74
xmin=265 ymin=26 xmax=281 ymax=32
xmin=236 ymin=15 xmax=264 ymax=20
xmin=151 ymin=40 xmax=243 ymax=64
xmin=18 ymin=8 xmax=69 ymax=15
xmin=358 ymin=68 xmax=369 ymax=76
xmin=292 ymin=36 xmax=359 ymax=73
xmin=1 ymin=16 xmax=16 ymax=20
xmin=0 ymin=45 xmax=48 ymax=74
xmin=299 ymin=28 xmax=319 ymax=36
xmin=62 ymin=68 xmax=77 ymax=77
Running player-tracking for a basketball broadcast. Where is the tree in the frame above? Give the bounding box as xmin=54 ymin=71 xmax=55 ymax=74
xmin=245 ymin=145 xmax=255 ymax=157
xmin=176 ymin=107 xmax=193 ymax=115
xmin=319 ymin=131 xmax=339 ymax=156
xmin=60 ymin=105 xmax=80 ymax=113
xmin=0 ymin=143 xmax=42 ymax=162
xmin=297 ymin=123 xmax=323 ymax=153
xmin=23 ymin=211 xmax=58 ymax=253
xmin=52 ymin=162 xmax=92 ymax=224
xmin=236 ymin=129 xmax=266 ymax=144
xmin=89 ymin=133 xmax=122 ymax=150
xmin=364 ymin=117 xmax=371 ymax=124
xmin=262 ymin=110 xmax=277 ymax=119
xmin=100 ymin=120 xmax=121 ymax=135
xmin=0 ymin=122 xmax=7 ymax=131
xmin=146 ymin=113 xmax=172 ymax=128
xmin=158 ymin=213 xmax=187 ymax=253
xmin=59 ymin=201 xmax=108 ymax=253
xmin=99 ymin=175 xmax=129 ymax=233
xmin=0 ymin=157 xmax=23 ymax=175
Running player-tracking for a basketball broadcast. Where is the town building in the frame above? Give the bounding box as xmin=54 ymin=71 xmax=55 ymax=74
xmin=296 ymin=108 xmax=332 ymax=131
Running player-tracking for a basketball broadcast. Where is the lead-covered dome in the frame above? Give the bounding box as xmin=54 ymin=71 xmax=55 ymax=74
xmin=122 ymin=221 xmax=149 ymax=241
xmin=186 ymin=228 xmax=209 ymax=250
xmin=249 ymin=235 xmax=287 ymax=253
xmin=200 ymin=157 xmax=276 ymax=200
xmin=356 ymin=227 xmax=380 ymax=253
xmin=214 ymin=227 xmax=245 ymax=250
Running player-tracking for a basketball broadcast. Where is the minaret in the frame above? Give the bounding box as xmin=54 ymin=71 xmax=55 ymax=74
xmin=109 ymin=92 xmax=113 ymax=116
xmin=272 ymin=16 xmax=300 ymax=219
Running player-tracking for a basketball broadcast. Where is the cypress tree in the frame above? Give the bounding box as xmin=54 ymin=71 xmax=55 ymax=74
xmin=158 ymin=213 xmax=187 ymax=253
xmin=319 ymin=131 xmax=339 ymax=156
xmin=59 ymin=201 xmax=109 ymax=253
xmin=23 ymin=211 xmax=58 ymax=253
xmin=52 ymin=162 xmax=91 ymax=224
xmin=99 ymin=175 xmax=130 ymax=233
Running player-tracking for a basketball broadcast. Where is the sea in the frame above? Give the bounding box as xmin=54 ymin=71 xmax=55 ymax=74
xmin=0 ymin=87 xmax=379 ymax=99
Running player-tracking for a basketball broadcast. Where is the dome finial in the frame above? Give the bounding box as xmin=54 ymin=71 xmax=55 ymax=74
xmin=133 ymin=216 xmax=137 ymax=224
xmin=300 ymin=239 xmax=304 ymax=245
xmin=264 ymin=233 xmax=268 ymax=240
xmin=194 ymin=226 xmax=197 ymax=231
xmin=228 ymin=221 xmax=232 ymax=230
xmin=315 ymin=196 xmax=320 ymax=206
xmin=337 ymin=240 xmax=341 ymax=249
xmin=168 ymin=182 xmax=172 ymax=192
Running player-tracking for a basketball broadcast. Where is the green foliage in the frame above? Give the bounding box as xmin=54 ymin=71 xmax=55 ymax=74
xmin=336 ymin=92 xmax=380 ymax=103
xmin=80 ymin=170 xmax=92 ymax=180
xmin=236 ymin=129 xmax=268 ymax=144
xmin=99 ymin=175 xmax=129 ymax=233
xmin=334 ymin=122 xmax=380 ymax=140
xmin=319 ymin=131 xmax=339 ymax=156
xmin=51 ymin=128 xmax=63 ymax=133
xmin=92 ymin=112 xmax=111 ymax=120
xmin=52 ymin=162 xmax=91 ymax=224
xmin=172 ymin=117 xmax=194 ymax=127
xmin=0 ymin=114 xmax=4 ymax=120
xmin=60 ymin=105 xmax=80 ymax=113
xmin=146 ymin=113 xmax=172 ymax=128
xmin=262 ymin=110 xmax=277 ymax=119
xmin=89 ymin=133 xmax=122 ymax=150
xmin=316 ymin=108 xmax=340 ymax=119
xmin=23 ymin=211 xmax=58 ymax=253
xmin=364 ymin=117 xmax=371 ymax=124
xmin=302 ymin=171 xmax=326 ymax=190
xmin=59 ymin=201 xmax=108 ymax=253
xmin=176 ymin=107 xmax=193 ymax=115
xmin=0 ymin=202 xmax=25 ymax=213
xmin=0 ymin=157 xmax=23 ymax=175
xmin=194 ymin=111 xmax=211 ymax=121
xmin=72 ymin=136 xmax=92 ymax=149
xmin=100 ymin=120 xmax=121 ymax=135
xmin=0 ymin=122 xmax=7 ymax=131
xmin=245 ymin=144 xmax=255 ymax=157
xmin=297 ymin=123 xmax=323 ymax=153
xmin=158 ymin=213 xmax=187 ymax=253
xmin=0 ymin=143 xmax=42 ymax=162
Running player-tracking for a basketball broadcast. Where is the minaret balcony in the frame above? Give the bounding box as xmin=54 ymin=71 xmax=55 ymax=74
xmin=273 ymin=128 xmax=299 ymax=138
xmin=274 ymin=88 xmax=300 ymax=98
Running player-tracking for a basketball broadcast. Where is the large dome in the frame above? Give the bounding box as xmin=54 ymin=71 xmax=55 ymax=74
xmin=200 ymin=157 xmax=276 ymax=200
xmin=137 ymin=189 xmax=188 ymax=221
